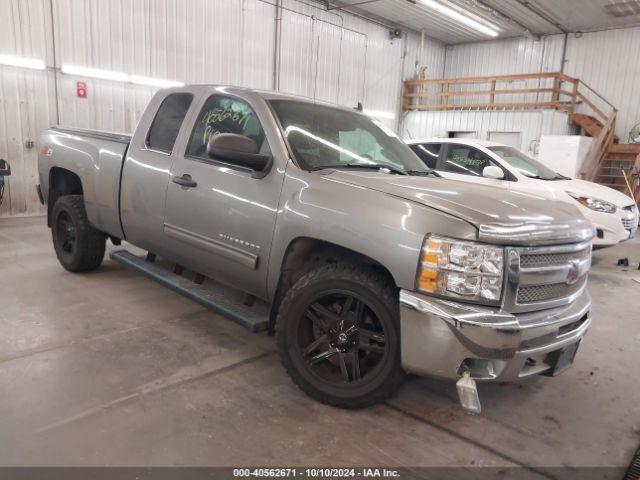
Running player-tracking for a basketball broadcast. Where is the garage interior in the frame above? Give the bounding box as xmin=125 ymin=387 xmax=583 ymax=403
xmin=1 ymin=0 xmax=640 ymax=475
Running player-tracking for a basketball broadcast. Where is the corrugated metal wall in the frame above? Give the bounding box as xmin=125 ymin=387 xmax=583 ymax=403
xmin=401 ymin=31 xmax=446 ymax=109
xmin=53 ymin=0 xmax=277 ymax=132
xmin=403 ymin=29 xmax=640 ymax=153
xmin=0 ymin=0 xmax=55 ymax=217
xmin=3 ymin=0 xmax=639 ymax=218
xmin=403 ymin=31 xmax=446 ymax=81
xmin=52 ymin=0 xmax=409 ymax=129
xmin=563 ymin=27 xmax=640 ymax=142
xmin=442 ymin=35 xmax=565 ymax=107
xmin=443 ymin=35 xmax=565 ymax=77
xmin=0 ymin=0 xmax=409 ymax=217
xmin=401 ymin=35 xmax=568 ymax=154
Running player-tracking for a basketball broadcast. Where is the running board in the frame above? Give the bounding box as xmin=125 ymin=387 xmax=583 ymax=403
xmin=109 ymin=250 xmax=269 ymax=332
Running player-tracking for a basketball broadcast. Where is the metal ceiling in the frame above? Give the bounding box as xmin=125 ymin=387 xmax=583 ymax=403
xmin=327 ymin=0 xmax=640 ymax=44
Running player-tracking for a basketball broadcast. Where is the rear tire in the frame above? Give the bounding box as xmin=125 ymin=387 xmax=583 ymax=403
xmin=51 ymin=195 xmax=106 ymax=272
xmin=276 ymin=263 xmax=404 ymax=408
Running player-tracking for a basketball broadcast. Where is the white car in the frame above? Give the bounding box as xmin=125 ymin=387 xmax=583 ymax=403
xmin=406 ymin=138 xmax=638 ymax=247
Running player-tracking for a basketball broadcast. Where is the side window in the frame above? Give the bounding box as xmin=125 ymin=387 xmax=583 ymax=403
xmin=443 ymin=145 xmax=500 ymax=177
xmin=187 ymin=95 xmax=265 ymax=160
xmin=409 ymin=143 xmax=441 ymax=169
xmin=146 ymin=93 xmax=193 ymax=153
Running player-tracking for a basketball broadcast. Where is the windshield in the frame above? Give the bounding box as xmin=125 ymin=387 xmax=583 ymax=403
xmin=270 ymin=100 xmax=428 ymax=173
xmin=488 ymin=146 xmax=565 ymax=180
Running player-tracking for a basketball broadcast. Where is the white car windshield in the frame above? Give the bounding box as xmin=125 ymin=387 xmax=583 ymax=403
xmin=488 ymin=146 xmax=567 ymax=181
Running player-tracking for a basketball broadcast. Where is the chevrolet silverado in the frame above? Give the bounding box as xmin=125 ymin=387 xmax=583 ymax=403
xmin=37 ymin=85 xmax=595 ymax=410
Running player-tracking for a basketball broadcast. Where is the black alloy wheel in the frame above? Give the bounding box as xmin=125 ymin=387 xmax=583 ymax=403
xmin=55 ymin=210 xmax=77 ymax=255
xmin=300 ymin=292 xmax=388 ymax=385
xmin=276 ymin=263 xmax=404 ymax=408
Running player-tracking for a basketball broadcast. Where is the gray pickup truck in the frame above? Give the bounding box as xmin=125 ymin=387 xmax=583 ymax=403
xmin=37 ymin=85 xmax=594 ymax=410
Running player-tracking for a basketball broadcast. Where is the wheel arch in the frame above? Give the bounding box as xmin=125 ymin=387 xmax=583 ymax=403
xmin=47 ymin=167 xmax=83 ymax=227
xmin=268 ymin=236 xmax=398 ymax=334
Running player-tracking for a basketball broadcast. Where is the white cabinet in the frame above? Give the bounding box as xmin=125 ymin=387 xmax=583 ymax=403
xmin=538 ymin=135 xmax=593 ymax=178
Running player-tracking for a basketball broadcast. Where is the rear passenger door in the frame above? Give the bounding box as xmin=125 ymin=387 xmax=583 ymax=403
xmin=120 ymin=91 xmax=195 ymax=254
xmin=161 ymin=93 xmax=283 ymax=298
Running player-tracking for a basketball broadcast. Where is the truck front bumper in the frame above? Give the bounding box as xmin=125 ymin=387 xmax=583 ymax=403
xmin=399 ymin=289 xmax=591 ymax=381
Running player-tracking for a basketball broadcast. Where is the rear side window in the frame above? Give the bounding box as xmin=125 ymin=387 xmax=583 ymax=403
xmin=146 ymin=93 xmax=193 ymax=153
xmin=409 ymin=143 xmax=441 ymax=169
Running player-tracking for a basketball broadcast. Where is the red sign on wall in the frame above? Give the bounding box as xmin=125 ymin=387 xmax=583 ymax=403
xmin=76 ymin=81 xmax=88 ymax=99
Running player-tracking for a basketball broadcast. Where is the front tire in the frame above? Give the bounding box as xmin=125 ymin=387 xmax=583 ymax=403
xmin=51 ymin=195 xmax=106 ymax=272
xmin=276 ymin=263 xmax=404 ymax=408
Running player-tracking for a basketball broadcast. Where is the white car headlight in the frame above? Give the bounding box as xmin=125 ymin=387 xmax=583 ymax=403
xmin=568 ymin=193 xmax=617 ymax=214
xmin=416 ymin=235 xmax=504 ymax=304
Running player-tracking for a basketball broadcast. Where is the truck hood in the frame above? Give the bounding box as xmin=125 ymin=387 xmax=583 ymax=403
xmin=327 ymin=170 xmax=595 ymax=245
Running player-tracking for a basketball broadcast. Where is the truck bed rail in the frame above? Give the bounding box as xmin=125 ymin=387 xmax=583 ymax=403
xmin=50 ymin=126 xmax=132 ymax=144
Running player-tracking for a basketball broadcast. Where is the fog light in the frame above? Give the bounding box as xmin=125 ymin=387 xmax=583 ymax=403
xmin=456 ymin=372 xmax=481 ymax=414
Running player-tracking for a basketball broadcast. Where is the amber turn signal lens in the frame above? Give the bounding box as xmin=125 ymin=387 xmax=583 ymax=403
xmin=418 ymin=268 xmax=437 ymax=292
xmin=422 ymin=252 xmax=439 ymax=265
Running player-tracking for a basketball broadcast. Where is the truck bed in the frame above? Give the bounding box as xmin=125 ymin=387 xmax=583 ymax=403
xmin=39 ymin=126 xmax=132 ymax=239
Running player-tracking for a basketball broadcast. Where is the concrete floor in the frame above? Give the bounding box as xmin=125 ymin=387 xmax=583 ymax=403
xmin=1 ymin=216 xmax=638 ymax=471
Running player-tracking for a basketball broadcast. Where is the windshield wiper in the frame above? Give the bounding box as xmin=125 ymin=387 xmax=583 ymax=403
xmin=406 ymin=169 xmax=440 ymax=177
xmin=311 ymin=163 xmax=408 ymax=175
xmin=526 ymin=174 xmax=567 ymax=181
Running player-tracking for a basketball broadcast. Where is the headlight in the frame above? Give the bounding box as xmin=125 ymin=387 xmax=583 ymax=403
xmin=568 ymin=193 xmax=617 ymax=214
xmin=416 ymin=235 xmax=504 ymax=304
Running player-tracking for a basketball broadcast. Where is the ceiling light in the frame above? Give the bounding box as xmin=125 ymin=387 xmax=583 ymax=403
xmin=130 ymin=75 xmax=184 ymax=88
xmin=416 ymin=0 xmax=499 ymax=37
xmin=363 ymin=109 xmax=396 ymax=120
xmin=61 ymin=64 xmax=129 ymax=82
xmin=0 ymin=54 xmax=46 ymax=70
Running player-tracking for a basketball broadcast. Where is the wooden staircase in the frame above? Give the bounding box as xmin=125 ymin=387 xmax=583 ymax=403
xmin=571 ymin=113 xmax=640 ymax=205
xmin=570 ymin=114 xmax=618 ymax=141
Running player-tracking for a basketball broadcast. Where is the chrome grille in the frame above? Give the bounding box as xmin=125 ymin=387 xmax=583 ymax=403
xmin=504 ymin=241 xmax=592 ymax=312
xmin=517 ymin=279 xmax=586 ymax=304
xmin=520 ymin=248 xmax=590 ymax=268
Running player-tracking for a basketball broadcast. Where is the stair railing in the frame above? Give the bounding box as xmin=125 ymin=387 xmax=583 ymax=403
xmin=570 ymin=79 xmax=616 ymax=122
xmin=402 ymin=73 xmax=615 ymax=121
xmin=580 ymin=108 xmax=617 ymax=181
xmin=402 ymin=72 xmax=577 ymax=111
xmin=570 ymin=78 xmax=619 ymax=181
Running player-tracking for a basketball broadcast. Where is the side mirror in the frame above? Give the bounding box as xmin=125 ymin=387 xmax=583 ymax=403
xmin=482 ymin=165 xmax=504 ymax=180
xmin=0 ymin=159 xmax=10 ymax=176
xmin=207 ymin=134 xmax=272 ymax=177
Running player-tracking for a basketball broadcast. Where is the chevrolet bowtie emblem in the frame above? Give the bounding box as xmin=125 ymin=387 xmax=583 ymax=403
xmin=566 ymin=259 xmax=581 ymax=285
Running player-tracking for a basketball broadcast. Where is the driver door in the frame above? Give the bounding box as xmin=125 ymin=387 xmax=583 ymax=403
xmin=162 ymin=93 xmax=283 ymax=298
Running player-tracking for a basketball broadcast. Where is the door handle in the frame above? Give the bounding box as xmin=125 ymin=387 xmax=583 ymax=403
xmin=172 ymin=174 xmax=197 ymax=188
